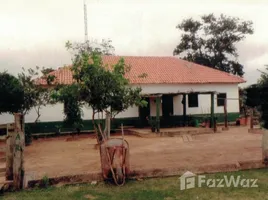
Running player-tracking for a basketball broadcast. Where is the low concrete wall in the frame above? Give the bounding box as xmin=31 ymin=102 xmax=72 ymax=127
xmin=26 ymin=159 xmax=266 ymax=188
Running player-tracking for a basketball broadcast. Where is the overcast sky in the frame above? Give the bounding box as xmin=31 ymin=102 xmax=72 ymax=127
xmin=1 ymin=0 xmax=268 ymax=86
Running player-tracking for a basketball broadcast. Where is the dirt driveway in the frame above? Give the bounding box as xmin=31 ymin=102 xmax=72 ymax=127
xmin=24 ymin=127 xmax=263 ymax=179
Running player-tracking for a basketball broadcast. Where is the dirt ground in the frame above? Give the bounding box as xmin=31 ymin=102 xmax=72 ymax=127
xmin=24 ymin=127 xmax=263 ymax=180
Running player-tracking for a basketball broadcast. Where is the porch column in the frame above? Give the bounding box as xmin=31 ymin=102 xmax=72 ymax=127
xmin=156 ymin=96 xmax=161 ymax=132
xmin=210 ymin=93 xmax=215 ymax=128
xmin=224 ymin=98 xmax=229 ymax=130
xmin=183 ymin=94 xmax=187 ymax=126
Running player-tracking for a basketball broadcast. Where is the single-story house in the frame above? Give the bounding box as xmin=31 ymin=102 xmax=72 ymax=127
xmin=0 ymin=56 xmax=245 ymax=133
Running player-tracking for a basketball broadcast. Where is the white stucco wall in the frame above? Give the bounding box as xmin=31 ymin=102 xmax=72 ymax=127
xmin=0 ymin=103 xmax=65 ymax=124
xmin=0 ymin=83 xmax=239 ymax=124
xmin=0 ymin=104 xmax=139 ymax=124
xmin=115 ymin=106 xmax=139 ymax=118
xmin=136 ymin=83 xmax=240 ymax=116
xmin=81 ymin=105 xmax=139 ymax=120
xmin=173 ymin=95 xmax=183 ymax=115
xmin=149 ymin=97 xmax=163 ymax=116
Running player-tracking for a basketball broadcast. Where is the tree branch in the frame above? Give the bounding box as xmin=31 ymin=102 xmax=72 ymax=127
xmin=34 ymin=105 xmax=41 ymax=123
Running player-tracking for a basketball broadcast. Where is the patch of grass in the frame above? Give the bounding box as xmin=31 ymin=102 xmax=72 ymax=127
xmin=40 ymin=175 xmax=50 ymax=189
xmin=2 ymin=169 xmax=268 ymax=200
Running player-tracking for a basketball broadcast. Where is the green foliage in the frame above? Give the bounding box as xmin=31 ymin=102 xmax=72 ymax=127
xmin=258 ymin=67 xmax=268 ymax=129
xmin=0 ymin=67 xmax=55 ymax=145
xmin=40 ymin=175 xmax=49 ymax=188
xmin=18 ymin=66 xmax=56 ymax=121
xmin=244 ymin=66 xmax=268 ymax=129
xmin=41 ymin=67 xmax=55 ymax=75
xmin=41 ymin=67 xmax=56 ymax=85
xmin=260 ymin=87 xmax=268 ymax=129
xmin=0 ymin=72 xmax=24 ymax=114
xmin=52 ymin=84 xmax=83 ymax=132
xmin=258 ymin=66 xmax=268 ymax=85
xmin=64 ymin=41 xmax=146 ymax=140
xmin=173 ymin=13 xmax=253 ymax=76
xmin=74 ymin=52 xmax=146 ymax=116
xmin=243 ymin=84 xmax=261 ymax=108
xmin=67 ymin=41 xmax=146 ymax=116
xmin=65 ymin=39 xmax=115 ymax=57
xmin=147 ymin=116 xmax=157 ymax=132
xmin=18 ymin=67 xmax=40 ymax=114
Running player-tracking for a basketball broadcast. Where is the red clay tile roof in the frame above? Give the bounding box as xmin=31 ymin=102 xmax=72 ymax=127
xmin=37 ymin=56 xmax=245 ymax=85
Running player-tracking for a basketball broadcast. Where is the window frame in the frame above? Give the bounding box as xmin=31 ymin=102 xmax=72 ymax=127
xmin=217 ymin=93 xmax=227 ymax=107
xmin=188 ymin=93 xmax=199 ymax=108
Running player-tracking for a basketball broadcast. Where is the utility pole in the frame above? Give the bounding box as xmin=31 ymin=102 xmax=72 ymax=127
xmin=84 ymin=0 xmax=88 ymax=42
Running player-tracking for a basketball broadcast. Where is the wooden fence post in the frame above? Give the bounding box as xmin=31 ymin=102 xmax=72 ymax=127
xmin=6 ymin=123 xmax=16 ymax=181
xmin=13 ymin=113 xmax=25 ymax=190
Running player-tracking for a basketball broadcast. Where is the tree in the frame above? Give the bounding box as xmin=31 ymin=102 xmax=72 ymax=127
xmin=18 ymin=66 xmax=55 ymax=122
xmin=258 ymin=65 xmax=268 ymax=85
xmin=65 ymin=39 xmax=115 ymax=58
xmin=33 ymin=86 xmax=54 ymax=123
xmin=173 ymin=14 xmax=253 ymax=76
xmin=16 ymin=67 xmax=56 ymax=145
xmin=244 ymin=66 xmax=268 ymax=129
xmin=52 ymin=84 xmax=83 ymax=134
xmin=242 ymin=84 xmax=261 ymax=120
xmin=0 ymin=72 xmax=24 ymax=114
xmin=244 ymin=84 xmax=261 ymax=108
xmin=41 ymin=67 xmax=55 ymax=75
xmin=56 ymin=41 xmax=146 ymax=142
xmin=258 ymin=66 xmax=268 ymax=129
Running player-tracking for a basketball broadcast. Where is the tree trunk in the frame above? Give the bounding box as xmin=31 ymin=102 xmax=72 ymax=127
xmin=92 ymin=110 xmax=100 ymax=144
xmin=13 ymin=113 xmax=25 ymax=190
xmin=34 ymin=106 xmax=41 ymax=123
xmin=104 ymin=112 xmax=111 ymax=139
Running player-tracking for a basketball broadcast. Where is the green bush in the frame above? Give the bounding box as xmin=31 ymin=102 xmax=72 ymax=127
xmin=40 ymin=175 xmax=49 ymax=188
xmin=260 ymin=84 xmax=268 ymax=129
